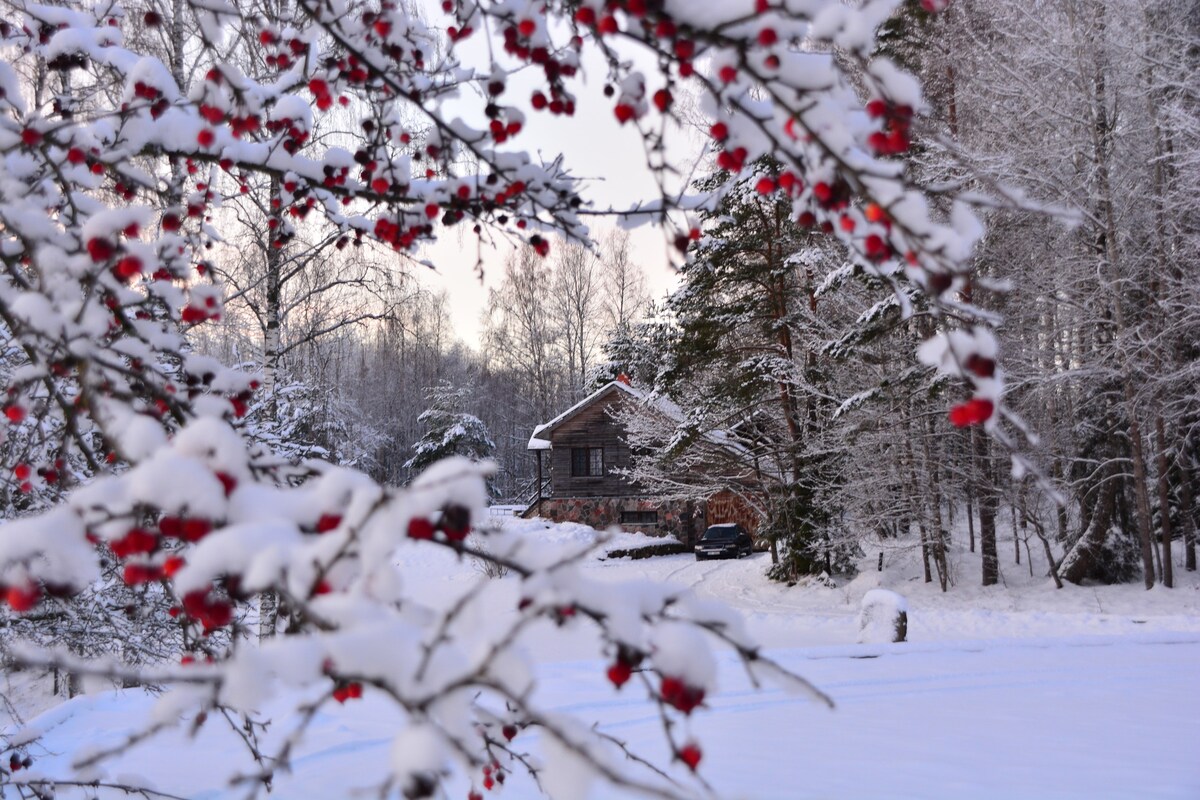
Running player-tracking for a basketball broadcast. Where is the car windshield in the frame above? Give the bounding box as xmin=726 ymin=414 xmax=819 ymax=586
xmin=701 ymin=527 xmax=737 ymax=541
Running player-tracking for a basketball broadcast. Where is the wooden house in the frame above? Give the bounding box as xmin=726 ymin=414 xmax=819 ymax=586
xmin=525 ymin=379 xmax=759 ymax=544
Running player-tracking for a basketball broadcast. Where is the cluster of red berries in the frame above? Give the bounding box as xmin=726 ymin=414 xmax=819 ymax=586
xmin=479 ymin=760 xmax=507 ymax=791
xmin=180 ymin=296 xmax=221 ymax=325
xmin=85 ymin=222 xmax=146 ymax=285
xmin=865 ymin=99 xmax=914 ymax=156
xmin=373 ymin=216 xmax=434 ymax=252
xmin=7 ymin=752 xmax=32 ymax=773
xmin=179 ymin=586 xmax=234 ymax=632
xmin=948 ymin=354 xmax=998 ymax=427
xmin=258 ymin=29 xmax=306 ymax=71
xmin=129 ymin=80 xmax=170 ymax=119
xmin=332 ymin=681 xmax=363 ymax=703
xmin=660 ymin=675 xmax=705 ymax=714
xmin=406 ymin=504 xmax=471 ymax=542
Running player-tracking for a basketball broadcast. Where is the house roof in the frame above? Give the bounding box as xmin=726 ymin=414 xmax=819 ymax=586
xmin=527 ymin=380 xmax=684 ymax=451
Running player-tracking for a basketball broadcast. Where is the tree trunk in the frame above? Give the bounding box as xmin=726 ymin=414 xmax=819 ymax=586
xmin=1180 ymin=455 xmax=1197 ymax=572
xmin=1061 ymin=474 xmax=1118 ymax=584
xmin=1011 ymin=503 xmax=1020 ymax=565
xmin=903 ymin=423 xmax=932 ymax=583
xmin=979 ymin=493 xmax=998 ymax=587
xmin=922 ymin=417 xmax=948 ymax=591
xmin=1154 ymin=415 xmax=1174 ymax=587
xmin=966 ymin=491 xmax=975 ymax=553
xmin=1123 ymin=390 xmax=1158 ymax=589
xmin=1086 ymin=5 xmax=1156 ymax=590
xmin=975 ymin=431 xmax=998 ymax=586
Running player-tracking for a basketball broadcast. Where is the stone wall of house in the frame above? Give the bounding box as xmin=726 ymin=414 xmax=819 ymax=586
xmin=533 ymin=497 xmax=703 ymax=545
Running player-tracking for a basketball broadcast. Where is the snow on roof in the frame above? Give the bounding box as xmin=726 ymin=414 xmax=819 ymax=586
xmin=526 ymin=380 xmax=683 ymax=451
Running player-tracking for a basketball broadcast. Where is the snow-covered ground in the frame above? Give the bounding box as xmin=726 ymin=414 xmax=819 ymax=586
xmin=5 ymin=517 xmax=1199 ymax=799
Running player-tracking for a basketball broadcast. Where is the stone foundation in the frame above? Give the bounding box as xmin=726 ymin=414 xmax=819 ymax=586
xmin=531 ymin=496 xmax=703 ymax=545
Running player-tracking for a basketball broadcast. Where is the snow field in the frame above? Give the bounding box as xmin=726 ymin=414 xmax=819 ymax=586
xmin=4 ymin=516 xmax=1199 ymax=799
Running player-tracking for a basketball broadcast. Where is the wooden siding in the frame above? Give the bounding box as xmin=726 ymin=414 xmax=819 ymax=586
xmin=704 ymin=490 xmax=761 ymax=537
xmin=547 ymin=390 xmax=644 ymax=498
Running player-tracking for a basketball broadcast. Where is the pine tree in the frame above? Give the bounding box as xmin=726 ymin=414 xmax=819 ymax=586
xmin=405 ymin=384 xmax=496 ymax=492
xmin=646 ymin=161 xmax=851 ymax=578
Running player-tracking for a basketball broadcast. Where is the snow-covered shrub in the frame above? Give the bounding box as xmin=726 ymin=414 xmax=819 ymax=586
xmin=858 ymin=589 xmax=909 ymax=643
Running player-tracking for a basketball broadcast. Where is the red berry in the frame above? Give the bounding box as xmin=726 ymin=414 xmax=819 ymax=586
xmin=197 ymin=129 xmax=215 ymax=147
xmin=718 ymin=65 xmax=737 ymax=83
xmin=21 ymin=128 xmax=41 ymax=147
xmin=316 ymin=514 xmax=342 ymax=533
xmin=927 ymin=271 xmax=953 ymax=294
xmin=4 ymin=405 xmax=26 ymax=424
xmin=574 ymin=7 xmax=596 ymax=26
xmin=6 ymin=582 xmax=41 ymax=612
xmin=407 ymin=517 xmax=435 ymax=540
xmin=606 ymin=660 xmax=632 ymax=688
xmin=653 ymin=89 xmax=672 ymax=113
xmin=948 ymin=398 xmax=995 ymax=428
xmin=757 ymin=28 xmax=778 ymax=46
xmin=180 ymin=518 xmax=212 ymax=542
xmin=517 ymin=19 xmax=535 ymax=37
xmin=679 ymin=743 xmax=702 ymax=770
xmin=501 ymin=724 xmax=517 ymax=741
xmin=863 ymin=233 xmax=890 ymax=261
xmin=965 ymin=354 xmax=996 ymax=378
xmin=87 ymin=238 xmax=115 ymax=262
xmin=113 ymin=255 xmax=143 ymax=282
xmin=215 ymin=471 xmax=238 ymax=496
xmin=144 ymin=11 xmax=162 ymax=26
xmin=613 ymin=103 xmax=636 ymax=124
xmin=755 ymin=177 xmax=776 ymax=195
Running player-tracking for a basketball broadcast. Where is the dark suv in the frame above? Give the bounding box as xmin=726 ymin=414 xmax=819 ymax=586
xmin=694 ymin=524 xmax=753 ymax=560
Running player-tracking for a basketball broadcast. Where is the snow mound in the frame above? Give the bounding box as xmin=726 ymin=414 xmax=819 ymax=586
xmin=858 ymin=589 xmax=908 ymax=644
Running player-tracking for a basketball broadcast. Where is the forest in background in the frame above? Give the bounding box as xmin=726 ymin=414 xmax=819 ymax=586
xmin=160 ymin=0 xmax=1199 ymax=592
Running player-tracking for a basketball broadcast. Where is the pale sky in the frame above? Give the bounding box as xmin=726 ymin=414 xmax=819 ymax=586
xmin=407 ymin=3 xmax=708 ymax=347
